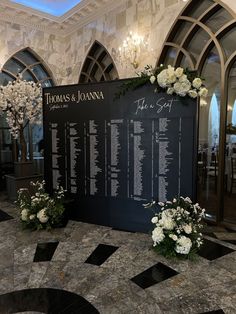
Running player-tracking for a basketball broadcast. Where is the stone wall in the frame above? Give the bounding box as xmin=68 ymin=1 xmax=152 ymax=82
xmin=0 ymin=0 xmax=235 ymax=85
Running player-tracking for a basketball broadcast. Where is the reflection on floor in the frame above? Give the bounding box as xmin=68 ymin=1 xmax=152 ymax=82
xmin=0 ymin=195 xmax=235 ymax=313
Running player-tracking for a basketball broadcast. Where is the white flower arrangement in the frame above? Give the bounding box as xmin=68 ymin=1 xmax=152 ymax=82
xmin=16 ymin=180 xmax=66 ymax=230
xmin=116 ymin=64 xmax=208 ymax=100
xmin=150 ymin=65 xmax=208 ymax=98
xmin=144 ymin=196 xmax=205 ymax=259
xmin=0 ymin=75 xmax=42 ymax=161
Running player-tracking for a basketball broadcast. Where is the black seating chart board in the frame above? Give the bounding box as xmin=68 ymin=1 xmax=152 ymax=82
xmin=43 ymin=80 xmax=198 ymax=232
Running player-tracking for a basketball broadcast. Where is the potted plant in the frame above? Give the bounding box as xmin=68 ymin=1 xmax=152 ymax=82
xmin=0 ymin=75 xmax=42 ymax=177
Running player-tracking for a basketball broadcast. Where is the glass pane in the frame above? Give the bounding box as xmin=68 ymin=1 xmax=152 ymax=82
xmin=0 ymin=72 xmax=14 ymax=86
xmin=14 ymin=50 xmax=38 ymax=65
xmin=197 ymin=47 xmax=221 ymax=221
xmin=220 ymin=27 xmax=236 ymax=59
xmin=179 ymin=53 xmax=191 ymax=68
xmin=4 ymin=59 xmax=25 ymax=74
xmin=22 ymin=70 xmax=35 ymax=82
xmin=224 ymin=61 xmax=236 ymax=223
xmin=41 ymin=79 xmax=53 ymax=87
xmin=172 ymin=21 xmax=192 ymax=45
xmin=204 ymin=8 xmax=233 ymax=33
xmin=187 ymin=28 xmax=210 ymax=63
xmin=186 ymin=0 xmax=214 ymax=19
xmin=31 ymin=65 xmax=48 ymax=81
xmin=163 ymin=47 xmax=177 ymax=66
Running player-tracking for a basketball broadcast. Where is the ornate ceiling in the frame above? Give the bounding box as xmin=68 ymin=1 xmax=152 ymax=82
xmin=0 ymin=0 xmax=121 ymax=36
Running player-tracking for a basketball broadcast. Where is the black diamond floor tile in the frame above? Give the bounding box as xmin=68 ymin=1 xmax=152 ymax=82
xmin=0 ymin=288 xmax=99 ymax=313
xmin=223 ymin=239 xmax=236 ymax=245
xmin=200 ymin=309 xmax=225 ymax=314
xmin=33 ymin=242 xmax=59 ymax=262
xmin=85 ymin=243 xmax=119 ymax=266
xmin=0 ymin=209 xmax=13 ymax=222
xmin=130 ymin=262 xmax=179 ymax=289
xmin=198 ymin=238 xmax=235 ymax=261
xmin=112 ymin=227 xmax=136 ymax=233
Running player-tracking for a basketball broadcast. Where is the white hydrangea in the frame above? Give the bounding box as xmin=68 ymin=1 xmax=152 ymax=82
xmin=159 ymin=215 xmax=175 ymax=230
xmin=175 ymin=236 xmax=192 ymax=255
xmin=183 ymin=224 xmax=192 ymax=234
xmin=37 ymin=208 xmax=49 ymax=223
xmin=157 ymin=65 xmax=176 ymax=88
xmin=152 ymin=227 xmax=165 ymax=245
xmin=173 ymin=80 xmax=191 ymax=97
xmin=21 ymin=209 xmax=29 ymax=221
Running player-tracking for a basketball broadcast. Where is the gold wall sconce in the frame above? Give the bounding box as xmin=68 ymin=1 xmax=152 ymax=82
xmin=118 ymin=31 xmax=147 ymax=69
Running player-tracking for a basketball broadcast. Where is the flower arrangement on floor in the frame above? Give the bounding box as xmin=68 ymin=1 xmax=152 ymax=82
xmin=116 ymin=64 xmax=208 ymax=99
xmin=16 ymin=180 xmax=66 ymax=230
xmin=144 ymin=196 xmax=205 ymax=259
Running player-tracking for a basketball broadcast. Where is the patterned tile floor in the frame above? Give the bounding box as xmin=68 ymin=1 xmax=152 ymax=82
xmin=0 ymin=194 xmax=235 ymax=313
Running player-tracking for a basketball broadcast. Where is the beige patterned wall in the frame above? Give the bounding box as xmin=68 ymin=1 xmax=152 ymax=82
xmin=0 ymin=22 xmax=64 ymax=85
xmin=0 ymin=0 xmax=235 ymax=85
xmin=64 ymin=0 xmax=187 ymax=84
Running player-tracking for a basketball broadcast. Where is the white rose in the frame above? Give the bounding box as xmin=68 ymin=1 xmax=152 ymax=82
xmin=192 ymin=78 xmax=202 ymax=89
xmin=169 ymin=234 xmax=178 ymax=241
xmin=183 ymin=224 xmax=192 ymax=234
xmin=167 ymin=87 xmax=174 ymax=95
xmin=37 ymin=208 xmax=49 ymax=223
xmin=21 ymin=209 xmax=28 ymax=221
xmin=198 ymin=87 xmax=208 ymax=97
xmin=29 ymin=214 xmax=35 ymax=220
xmin=151 ymin=216 xmax=158 ymax=224
xmin=152 ymin=227 xmax=165 ymax=245
xmin=150 ymin=75 xmax=156 ymax=84
xmin=175 ymin=236 xmax=192 ymax=255
xmin=184 ymin=197 xmax=192 ymax=203
xmin=188 ymin=89 xmax=198 ymax=98
xmin=175 ymin=67 xmax=184 ymax=78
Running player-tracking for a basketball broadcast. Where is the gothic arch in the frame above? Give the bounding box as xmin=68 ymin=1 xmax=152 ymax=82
xmin=79 ymin=40 xmax=119 ymax=83
xmin=0 ymin=47 xmax=55 ymax=87
xmin=158 ymin=0 xmax=236 ymax=225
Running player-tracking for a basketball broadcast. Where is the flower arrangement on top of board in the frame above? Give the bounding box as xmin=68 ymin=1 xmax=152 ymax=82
xmin=116 ymin=64 xmax=208 ymax=100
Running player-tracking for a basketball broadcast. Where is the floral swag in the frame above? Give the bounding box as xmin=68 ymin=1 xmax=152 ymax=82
xmin=116 ymin=64 xmax=208 ymax=99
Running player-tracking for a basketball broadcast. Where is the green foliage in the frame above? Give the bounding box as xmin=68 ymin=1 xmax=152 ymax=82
xmin=145 ymin=196 xmax=205 ymax=260
xmin=16 ymin=180 xmax=66 ymax=231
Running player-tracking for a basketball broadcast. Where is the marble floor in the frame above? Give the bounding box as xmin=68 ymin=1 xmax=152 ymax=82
xmin=0 ymin=196 xmax=236 ymax=314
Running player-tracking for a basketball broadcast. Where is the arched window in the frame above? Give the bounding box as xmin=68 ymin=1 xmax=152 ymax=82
xmin=158 ymin=0 xmax=236 ymax=225
xmin=0 ymin=48 xmax=55 ymax=179
xmin=1 ymin=48 xmax=54 ymax=87
xmin=79 ymin=41 xmax=119 ymax=83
